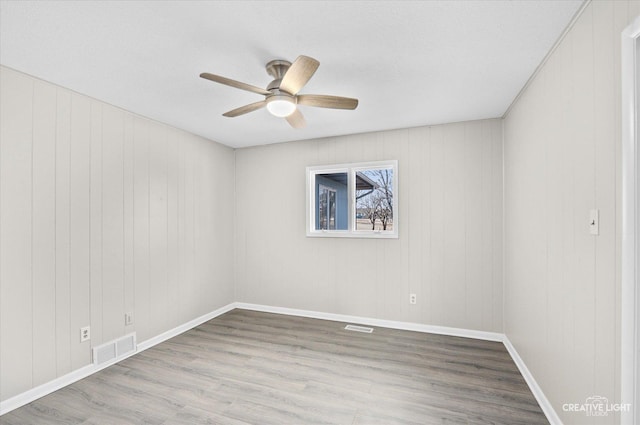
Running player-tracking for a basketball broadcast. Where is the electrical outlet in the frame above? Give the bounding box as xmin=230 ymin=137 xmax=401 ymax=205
xmin=80 ymin=326 xmax=90 ymax=342
xmin=124 ymin=312 xmax=133 ymax=326
xmin=409 ymin=293 xmax=417 ymax=305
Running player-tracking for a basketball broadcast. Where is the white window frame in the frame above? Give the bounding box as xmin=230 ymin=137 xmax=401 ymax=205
xmin=306 ymin=160 xmax=398 ymax=238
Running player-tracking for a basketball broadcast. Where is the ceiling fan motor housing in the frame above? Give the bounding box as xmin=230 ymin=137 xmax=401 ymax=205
xmin=265 ymin=59 xmax=292 ymax=80
xmin=266 ymin=60 xmax=294 ymax=95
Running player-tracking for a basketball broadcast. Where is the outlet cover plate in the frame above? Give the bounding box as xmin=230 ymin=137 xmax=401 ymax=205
xmin=80 ymin=326 xmax=90 ymax=342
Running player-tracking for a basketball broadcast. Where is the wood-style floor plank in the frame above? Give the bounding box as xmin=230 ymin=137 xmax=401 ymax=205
xmin=0 ymin=309 xmax=549 ymax=424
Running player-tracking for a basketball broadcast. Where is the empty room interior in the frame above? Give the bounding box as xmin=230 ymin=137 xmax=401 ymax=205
xmin=1 ymin=1 xmax=640 ymax=424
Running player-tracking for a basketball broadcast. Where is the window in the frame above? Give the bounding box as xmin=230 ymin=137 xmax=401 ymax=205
xmin=306 ymin=160 xmax=398 ymax=238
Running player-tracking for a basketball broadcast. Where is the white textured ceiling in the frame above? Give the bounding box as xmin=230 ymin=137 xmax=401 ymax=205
xmin=0 ymin=1 xmax=582 ymax=148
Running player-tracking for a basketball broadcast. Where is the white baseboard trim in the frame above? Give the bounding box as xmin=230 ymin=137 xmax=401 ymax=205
xmin=503 ymin=336 xmax=563 ymax=425
xmin=235 ymin=302 xmax=504 ymax=342
xmin=0 ymin=302 xmax=236 ymax=416
xmin=136 ymin=303 xmax=236 ymax=352
xmin=0 ymin=364 xmax=94 ymax=416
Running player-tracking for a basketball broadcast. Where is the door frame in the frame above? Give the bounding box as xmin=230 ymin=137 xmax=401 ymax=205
xmin=621 ymin=14 xmax=640 ymax=425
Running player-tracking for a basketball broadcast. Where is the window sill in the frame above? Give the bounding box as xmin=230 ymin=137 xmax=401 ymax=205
xmin=306 ymin=230 xmax=398 ymax=239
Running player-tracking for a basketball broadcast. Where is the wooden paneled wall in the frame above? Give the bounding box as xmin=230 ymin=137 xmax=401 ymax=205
xmin=0 ymin=66 xmax=235 ymax=401
xmin=235 ymin=119 xmax=503 ymax=332
xmin=503 ymin=1 xmax=640 ymax=424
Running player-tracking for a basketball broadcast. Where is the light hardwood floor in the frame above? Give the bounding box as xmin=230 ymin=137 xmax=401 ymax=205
xmin=1 ymin=309 xmax=548 ymax=424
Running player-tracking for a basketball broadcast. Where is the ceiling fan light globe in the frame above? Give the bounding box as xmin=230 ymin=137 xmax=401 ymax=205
xmin=266 ymin=97 xmax=296 ymax=117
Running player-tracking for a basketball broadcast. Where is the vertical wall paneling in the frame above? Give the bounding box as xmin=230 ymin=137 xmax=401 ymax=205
xmin=177 ymin=132 xmax=187 ymax=324
xmin=148 ymin=124 xmax=168 ymax=336
xmin=101 ymin=105 xmax=125 ymax=343
xmin=428 ymin=125 xmax=445 ymax=326
xmin=207 ymin=140 xmax=234 ymax=307
xmin=503 ymin=2 xmax=639 ymax=423
xmin=89 ymin=99 xmax=103 ymax=347
xmin=560 ymin=26 xmax=577 ymax=407
xmin=443 ymin=124 xmax=466 ymax=329
xmin=235 ymin=120 xmax=503 ymax=332
xmin=571 ymin=5 xmax=597 ymax=398
xmin=464 ymin=121 xmax=484 ymax=327
xmin=543 ymin=38 xmax=566 ymax=404
xmin=123 ymin=114 xmax=135 ymax=334
xmin=132 ymin=117 xmax=151 ymax=342
xmin=479 ymin=120 xmax=494 ymax=330
xmin=0 ymin=69 xmax=34 ymax=398
xmin=55 ymin=89 xmax=72 ymax=376
xmin=491 ymin=120 xmax=503 ymax=332
xmin=69 ymin=93 xmax=91 ymax=370
xmin=182 ymin=134 xmax=195 ymax=324
xmin=406 ymin=126 xmax=426 ymax=324
xmin=592 ymin=0 xmax=617 ymax=407
xmin=31 ymin=80 xmax=57 ymax=386
xmin=396 ymin=130 xmax=410 ymax=322
xmin=419 ymin=127 xmax=432 ymax=325
xmin=166 ymin=130 xmax=180 ymax=330
xmin=0 ymin=66 xmax=235 ymax=402
xmin=192 ymin=138 xmax=204 ymax=311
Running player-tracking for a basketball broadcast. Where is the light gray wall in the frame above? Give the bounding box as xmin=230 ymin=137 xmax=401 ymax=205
xmin=0 ymin=66 xmax=235 ymax=401
xmin=503 ymin=1 xmax=640 ymax=424
xmin=235 ymin=119 xmax=503 ymax=331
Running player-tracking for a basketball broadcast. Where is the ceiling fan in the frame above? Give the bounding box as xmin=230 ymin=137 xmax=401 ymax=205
xmin=200 ymin=55 xmax=358 ymax=129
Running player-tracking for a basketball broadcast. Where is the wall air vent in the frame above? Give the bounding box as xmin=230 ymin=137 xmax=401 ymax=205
xmin=344 ymin=324 xmax=374 ymax=333
xmin=92 ymin=333 xmax=137 ymax=366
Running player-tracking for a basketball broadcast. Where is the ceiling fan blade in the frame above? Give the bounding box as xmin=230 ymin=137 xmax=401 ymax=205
xmin=285 ymin=109 xmax=306 ymax=129
xmin=279 ymin=55 xmax=320 ymax=95
xmin=200 ymin=73 xmax=271 ymax=96
xmin=223 ymin=100 xmax=267 ymax=117
xmin=297 ymin=94 xmax=358 ymax=110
